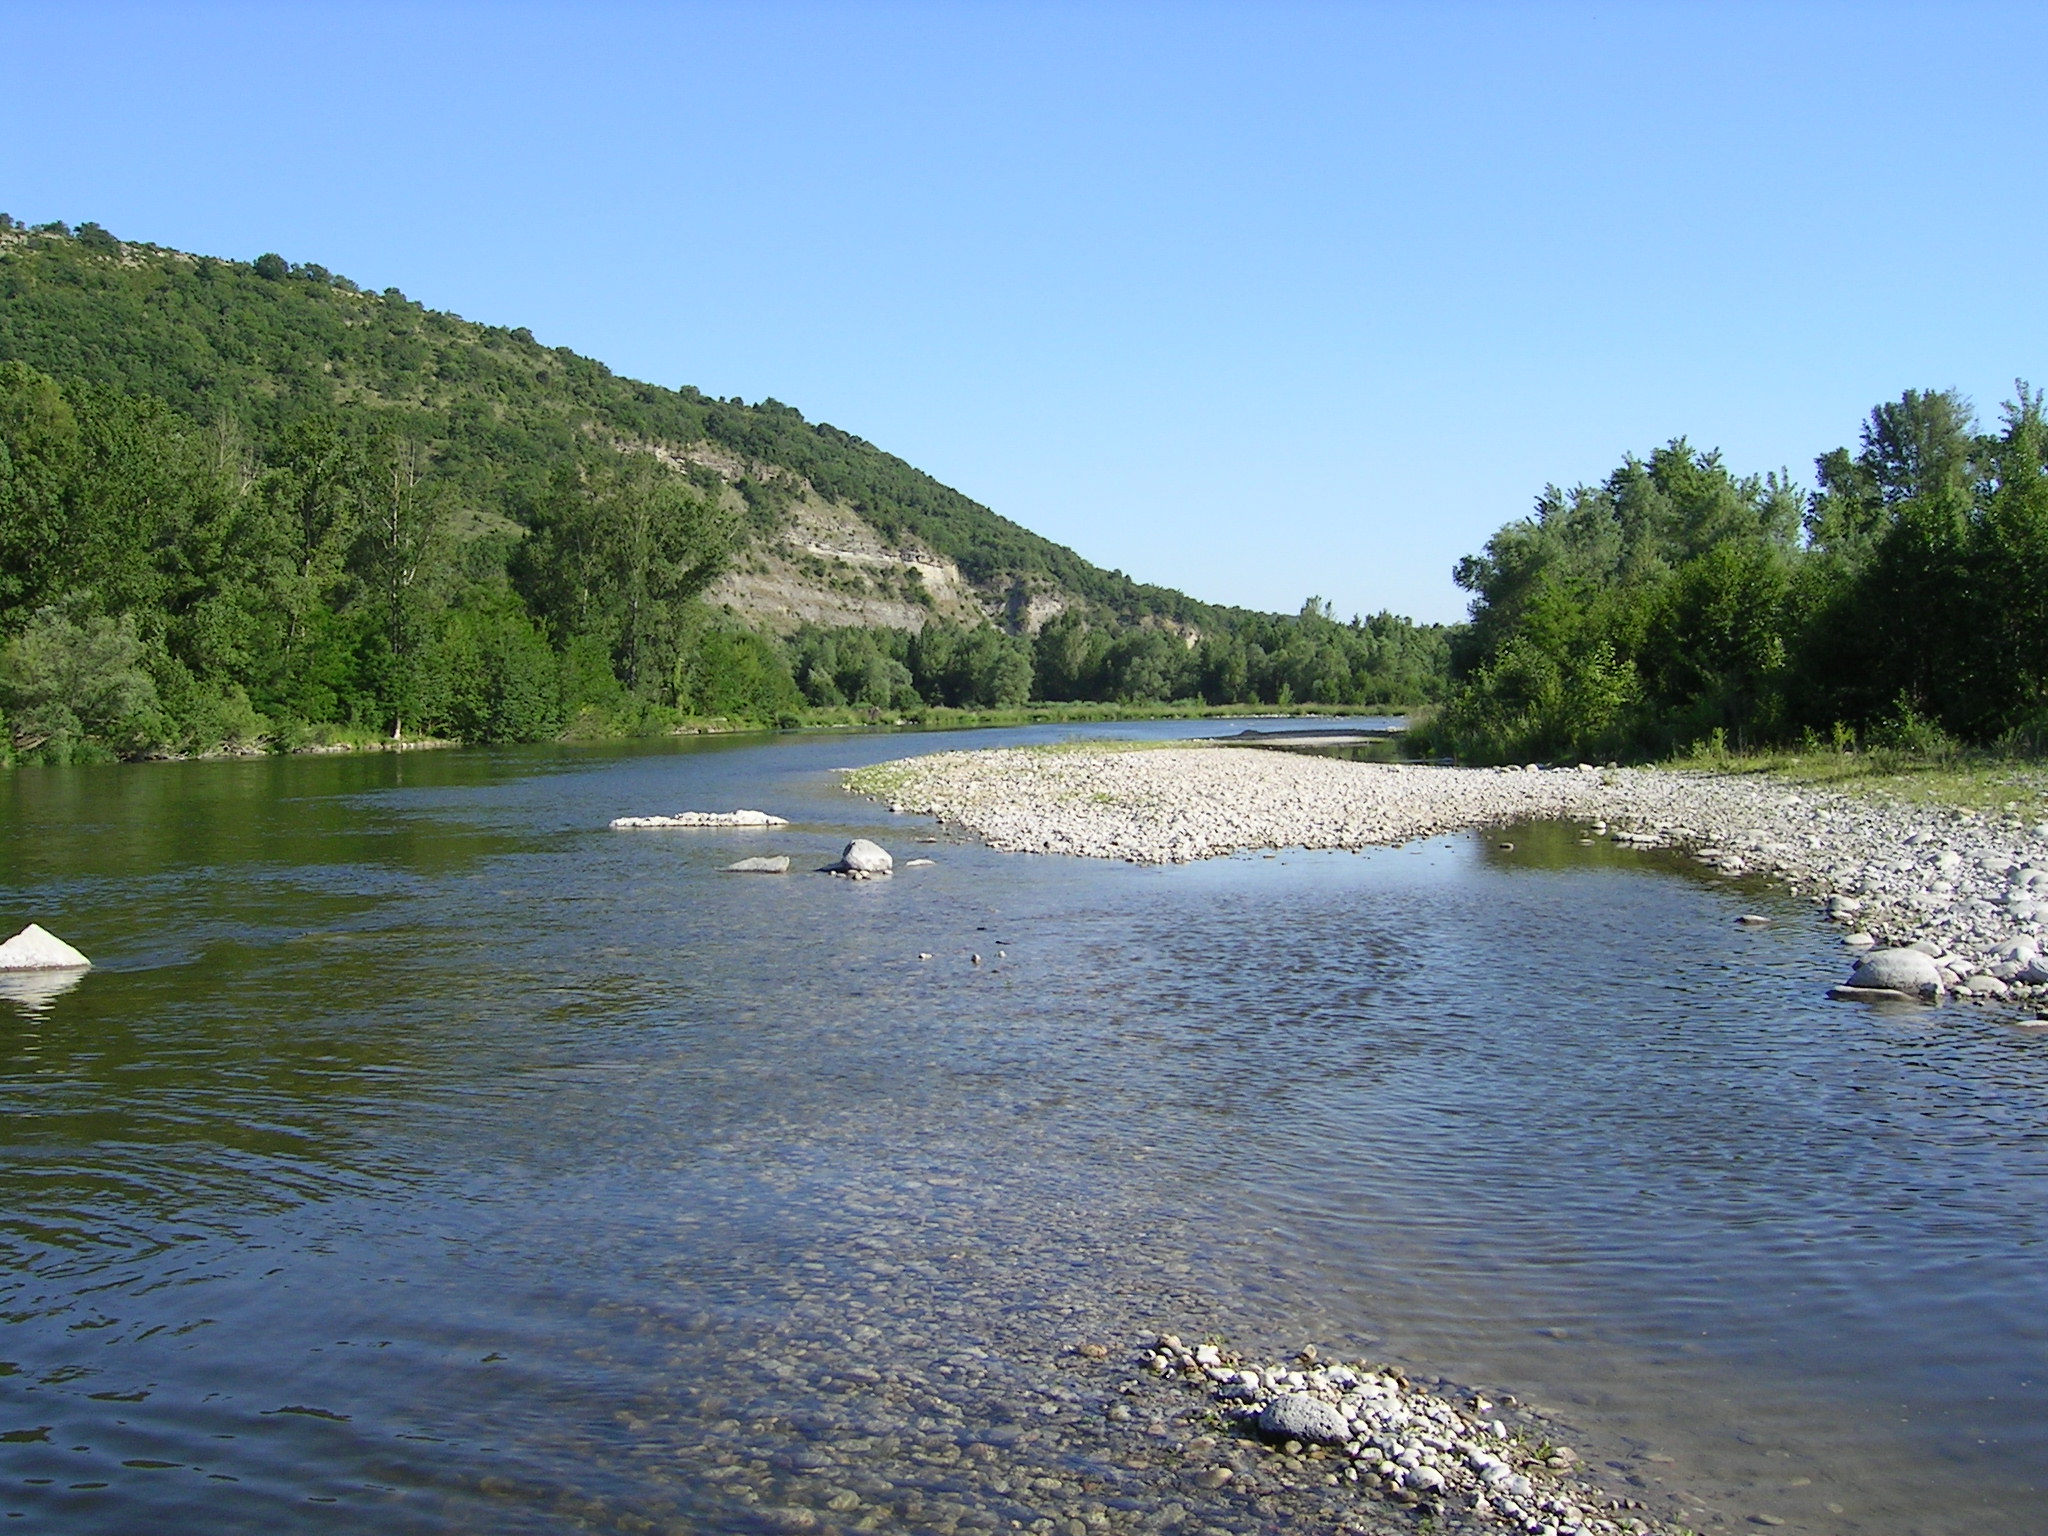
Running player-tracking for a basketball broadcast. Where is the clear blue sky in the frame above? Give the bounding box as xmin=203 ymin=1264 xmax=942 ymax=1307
xmin=4 ymin=2 xmax=2043 ymax=624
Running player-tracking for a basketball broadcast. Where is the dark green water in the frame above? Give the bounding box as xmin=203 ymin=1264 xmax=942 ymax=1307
xmin=3 ymin=726 xmax=2046 ymax=1535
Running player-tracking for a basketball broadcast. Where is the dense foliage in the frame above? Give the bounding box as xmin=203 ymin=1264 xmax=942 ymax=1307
xmin=0 ymin=219 xmax=1448 ymax=762
xmin=785 ymin=602 xmax=1449 ymax=714
xmin=1429 ymin=387 xmax=2048 ymax=763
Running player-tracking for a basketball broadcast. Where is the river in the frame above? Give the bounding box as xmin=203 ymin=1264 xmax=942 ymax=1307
xmin=3 ymin=723 xmax=2044 ymax=1535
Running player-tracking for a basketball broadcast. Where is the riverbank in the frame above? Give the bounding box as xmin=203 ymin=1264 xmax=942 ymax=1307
xmin=847 ymin=743 xmax=2048 ymax=1007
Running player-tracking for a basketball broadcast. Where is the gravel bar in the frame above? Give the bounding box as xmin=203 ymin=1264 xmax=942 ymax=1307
xmin=848 ymin=745 xmax=2048 ymax=1006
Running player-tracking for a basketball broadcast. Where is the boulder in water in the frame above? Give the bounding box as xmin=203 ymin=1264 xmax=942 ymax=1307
xmin=1846 ymin=947 xmax=1943 ymax=997
xmin=830 ymin=839 xmax=893 ymax=877
xmin=725 ymin=856 xmax=790 ymax=873
xmin=0 ymin=923 xmax=91 ymax=971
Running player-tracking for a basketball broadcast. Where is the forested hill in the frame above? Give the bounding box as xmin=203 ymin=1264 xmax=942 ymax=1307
xmin=0 ymin=218 xmax=1194 ymax=622
xmin=0 ymin=217 xmax=1450 ymax=762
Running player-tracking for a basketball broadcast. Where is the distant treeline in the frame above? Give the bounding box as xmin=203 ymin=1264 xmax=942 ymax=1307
xmin=1426 ymin=386 xmax=2048 ymax=763
xmin=788 ymin=603 xmax=1449 ymax=714
xmin=0 ymin=220 xmax=1448 ymax=763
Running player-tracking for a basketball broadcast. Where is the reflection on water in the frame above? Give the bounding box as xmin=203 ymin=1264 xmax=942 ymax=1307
xmin=0 ymin=966 xmax=85 ymax=1014
xmin=1 ymin=723 xmax=2045 ymax=1535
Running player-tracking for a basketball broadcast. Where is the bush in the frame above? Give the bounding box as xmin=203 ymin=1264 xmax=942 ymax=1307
xmin=0 ymin=608 xmax=166 ymax=759
xmin=436 ymin=598 xmax=565 ymax=743
xmin=1867 ymin=697 xmax=1961 ymax=761
xmin=678 ymin=629 xmax=803 ymax=722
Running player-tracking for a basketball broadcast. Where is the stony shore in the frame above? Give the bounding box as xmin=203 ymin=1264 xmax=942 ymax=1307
xmin=847 ymin=744 xmax=2048 ymax=1007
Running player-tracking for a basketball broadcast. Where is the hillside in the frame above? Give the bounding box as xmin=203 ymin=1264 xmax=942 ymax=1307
xmin=0 ymin=216 xmax=1449 ymax=761
xmin=0 ymin=219 xmax=1204 ymax=634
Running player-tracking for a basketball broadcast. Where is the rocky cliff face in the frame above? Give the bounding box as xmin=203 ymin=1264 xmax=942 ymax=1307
xmin=705 ymin=494 xmax=987 ymax=633
xmin=650 ymin=440 xmax=1071 ymax=635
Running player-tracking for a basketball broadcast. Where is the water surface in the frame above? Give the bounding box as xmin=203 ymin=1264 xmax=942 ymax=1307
xmin=3 ymin=725 xmax=2045 ymax=1534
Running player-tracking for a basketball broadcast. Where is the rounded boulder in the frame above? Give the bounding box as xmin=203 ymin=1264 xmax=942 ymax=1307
xmin=1847 ymin=947 xmax=1943 ymax=996
xmin=835 ymin=839 xmax=894 ymax=875
xmin=1256 ymin=1392 xmax=1351 ymax=1446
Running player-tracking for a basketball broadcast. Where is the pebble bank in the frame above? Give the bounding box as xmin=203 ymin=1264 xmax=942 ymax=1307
xmin=848 ymin=745 xmax=2048 ymax=1007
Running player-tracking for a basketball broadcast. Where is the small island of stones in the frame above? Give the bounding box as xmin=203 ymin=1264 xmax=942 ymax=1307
xmin=848 ymin=743 xmax=2048 ymax=1010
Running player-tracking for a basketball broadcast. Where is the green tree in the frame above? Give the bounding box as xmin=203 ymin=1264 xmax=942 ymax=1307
xmin=513 ymin=453 xmax=730 ymax=698
xmin=351 ymin=431 xmax=451 ymax=737
xmin=434 ymin=589 xmax=564 ymax=743
xmin=0 ymin=607 xmax=164 ymax=760
xmin=0 ymin=362 xmax=78 ymax=623
xmin=679 ymin=627 xmax=802 ymax=721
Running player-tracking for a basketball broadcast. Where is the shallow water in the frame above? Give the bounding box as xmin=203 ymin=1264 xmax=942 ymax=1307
xmin=3 ymin=724 xmax=2045 ymax=1535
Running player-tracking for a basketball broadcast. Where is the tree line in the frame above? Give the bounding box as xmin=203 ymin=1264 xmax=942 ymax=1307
xmin=785 ymin=602 xmax=1449 ymax=715
xmin=0 ymin=355 xmax=1447 ymax=763
xmin=1427 ymin=386 xmax=2048 ymax=763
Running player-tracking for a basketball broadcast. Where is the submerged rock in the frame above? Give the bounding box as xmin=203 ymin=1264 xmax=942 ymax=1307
xmin=0 ymin=923 xmax=91 ymax=971
xmin=726 ymin=856 xmax=791 ymax=873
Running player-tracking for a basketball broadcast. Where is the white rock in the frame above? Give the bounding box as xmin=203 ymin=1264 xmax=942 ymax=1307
xmin=0 ymin=924 xmax=91 ymax=971
xmin=833 ymin=839 xmax=894 ymax=876
xmin=725 ymin=856 xmax=790 ymax=873
xmin=610 ymin=809 xmax=789 ymax=829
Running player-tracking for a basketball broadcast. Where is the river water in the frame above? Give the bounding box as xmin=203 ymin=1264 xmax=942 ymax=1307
xmin=2 ymin=723 xmax=2045 ymax=1535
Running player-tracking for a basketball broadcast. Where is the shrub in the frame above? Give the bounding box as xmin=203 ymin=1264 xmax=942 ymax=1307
xmin=0 ymin=608 xmax=166 ymax=759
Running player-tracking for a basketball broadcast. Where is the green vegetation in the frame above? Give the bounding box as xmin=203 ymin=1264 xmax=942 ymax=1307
xmin=0 ymin=217 xmax=1448 ymax=764
xmin=784 ymin=602 xmax=1447 ymax=717
xmin=1668 ymin=738 xmax=2048 ymax=817
xmin=1423 ymin=386 xmax=2048 ymax=765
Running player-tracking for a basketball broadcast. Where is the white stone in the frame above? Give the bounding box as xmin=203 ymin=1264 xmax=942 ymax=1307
xmin=725 ymin=856 xmax=790 ymax=873
xmin=834 ymin=839 xmax=893 ymax=875
xmin=0 ymin=923 xmax=91 ymax=971
xmin=610 ymin=809 xmax=789 ymax=829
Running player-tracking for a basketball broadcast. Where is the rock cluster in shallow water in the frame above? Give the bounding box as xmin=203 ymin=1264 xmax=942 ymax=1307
xmin=1149 ymin=1333 xmax=1687 ymax=1535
